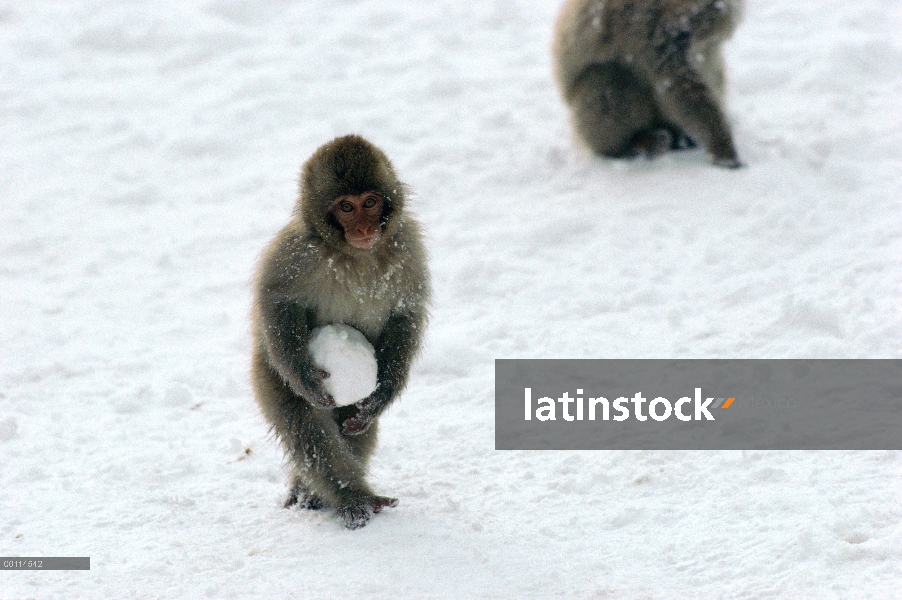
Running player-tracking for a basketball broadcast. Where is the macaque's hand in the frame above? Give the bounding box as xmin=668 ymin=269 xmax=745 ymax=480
xmin=341 ymin=412 xmax=372 ymax=435
xmin=341 ymin=395 xmax=379 ymax=435
xmin=307 ymin=368 xmax=335 ymax=409
xmin=713 ymin=156 xmax=743 ymax=169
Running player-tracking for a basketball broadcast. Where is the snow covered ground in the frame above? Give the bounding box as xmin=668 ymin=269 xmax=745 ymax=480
xmin=2 ymin=0 xmax=901 ymax=597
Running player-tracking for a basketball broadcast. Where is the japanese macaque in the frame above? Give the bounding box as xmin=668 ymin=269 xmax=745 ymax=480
xmin=251 ymin=135 xmax=430 ymax=529
xmin=553 ymin=0 xmax=743 ymax=167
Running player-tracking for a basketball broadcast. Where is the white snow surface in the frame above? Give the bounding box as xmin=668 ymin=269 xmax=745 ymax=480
xmin=308 ymin=324 xmax=378 ymax=407
xmin=2 ymin=0 xmax=901 ymax=598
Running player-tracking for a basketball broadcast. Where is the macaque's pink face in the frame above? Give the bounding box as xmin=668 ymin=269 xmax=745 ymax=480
xmin=332 ymin=192 xmax=384 ymax=249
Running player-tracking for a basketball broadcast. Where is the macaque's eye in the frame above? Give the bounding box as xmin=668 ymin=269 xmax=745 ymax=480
xmin=339 ymin=201 xmax=354 ymax=213
xmin=363 ymin=196 xmax=379 ymax=209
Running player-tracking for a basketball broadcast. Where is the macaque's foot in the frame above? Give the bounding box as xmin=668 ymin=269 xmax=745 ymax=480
xmin=626 ymin=128 xmax=673 ymax=159
xmin=284 ymin=484 xmax=324 ymax=510
xmin=297 ymin=493 xmax=324 ymax=510
xmin=621 ymin=127 xmax=699 ymax=160
xmin=670 ymin=130 xmax=697 ymax=150
xmin=337 ymin=494 xmax=399 ymax=530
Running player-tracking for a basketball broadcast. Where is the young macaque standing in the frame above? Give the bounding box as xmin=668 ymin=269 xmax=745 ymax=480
xmin=251 ymin=135 xmax=430 ymax=529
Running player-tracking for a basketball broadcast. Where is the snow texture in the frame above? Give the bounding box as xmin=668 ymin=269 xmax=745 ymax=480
xmin=308 ymin=324 xmax=378 ymax=407
xmin=1 ymin=0 xmax=901 ymax=598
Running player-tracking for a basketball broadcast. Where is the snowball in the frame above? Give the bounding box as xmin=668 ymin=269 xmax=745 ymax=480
xmin=308 ymin=324 xmax=378 ymax=407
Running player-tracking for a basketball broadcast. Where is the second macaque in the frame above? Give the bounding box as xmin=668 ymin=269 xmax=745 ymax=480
xmin=553 ymin=0 xmax=744 ymax=167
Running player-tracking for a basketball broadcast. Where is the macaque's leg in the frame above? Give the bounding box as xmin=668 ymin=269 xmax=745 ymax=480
xmin=568 ymin=62 xmax=658 ymax=158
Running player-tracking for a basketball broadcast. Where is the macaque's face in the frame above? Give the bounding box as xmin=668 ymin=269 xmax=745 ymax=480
xmin=331 ymin=192 xmax=384 ymax=249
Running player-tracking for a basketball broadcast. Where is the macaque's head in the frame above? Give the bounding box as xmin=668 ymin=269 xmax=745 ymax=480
xmin=298 ymin=135 xmax=406 ymax=252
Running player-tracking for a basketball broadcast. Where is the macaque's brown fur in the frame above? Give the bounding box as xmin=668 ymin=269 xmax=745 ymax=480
xmin=553 ymin=0 xmax=743 ymax=167
xmin=251 ymin=135 xmax=430 ymax=529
